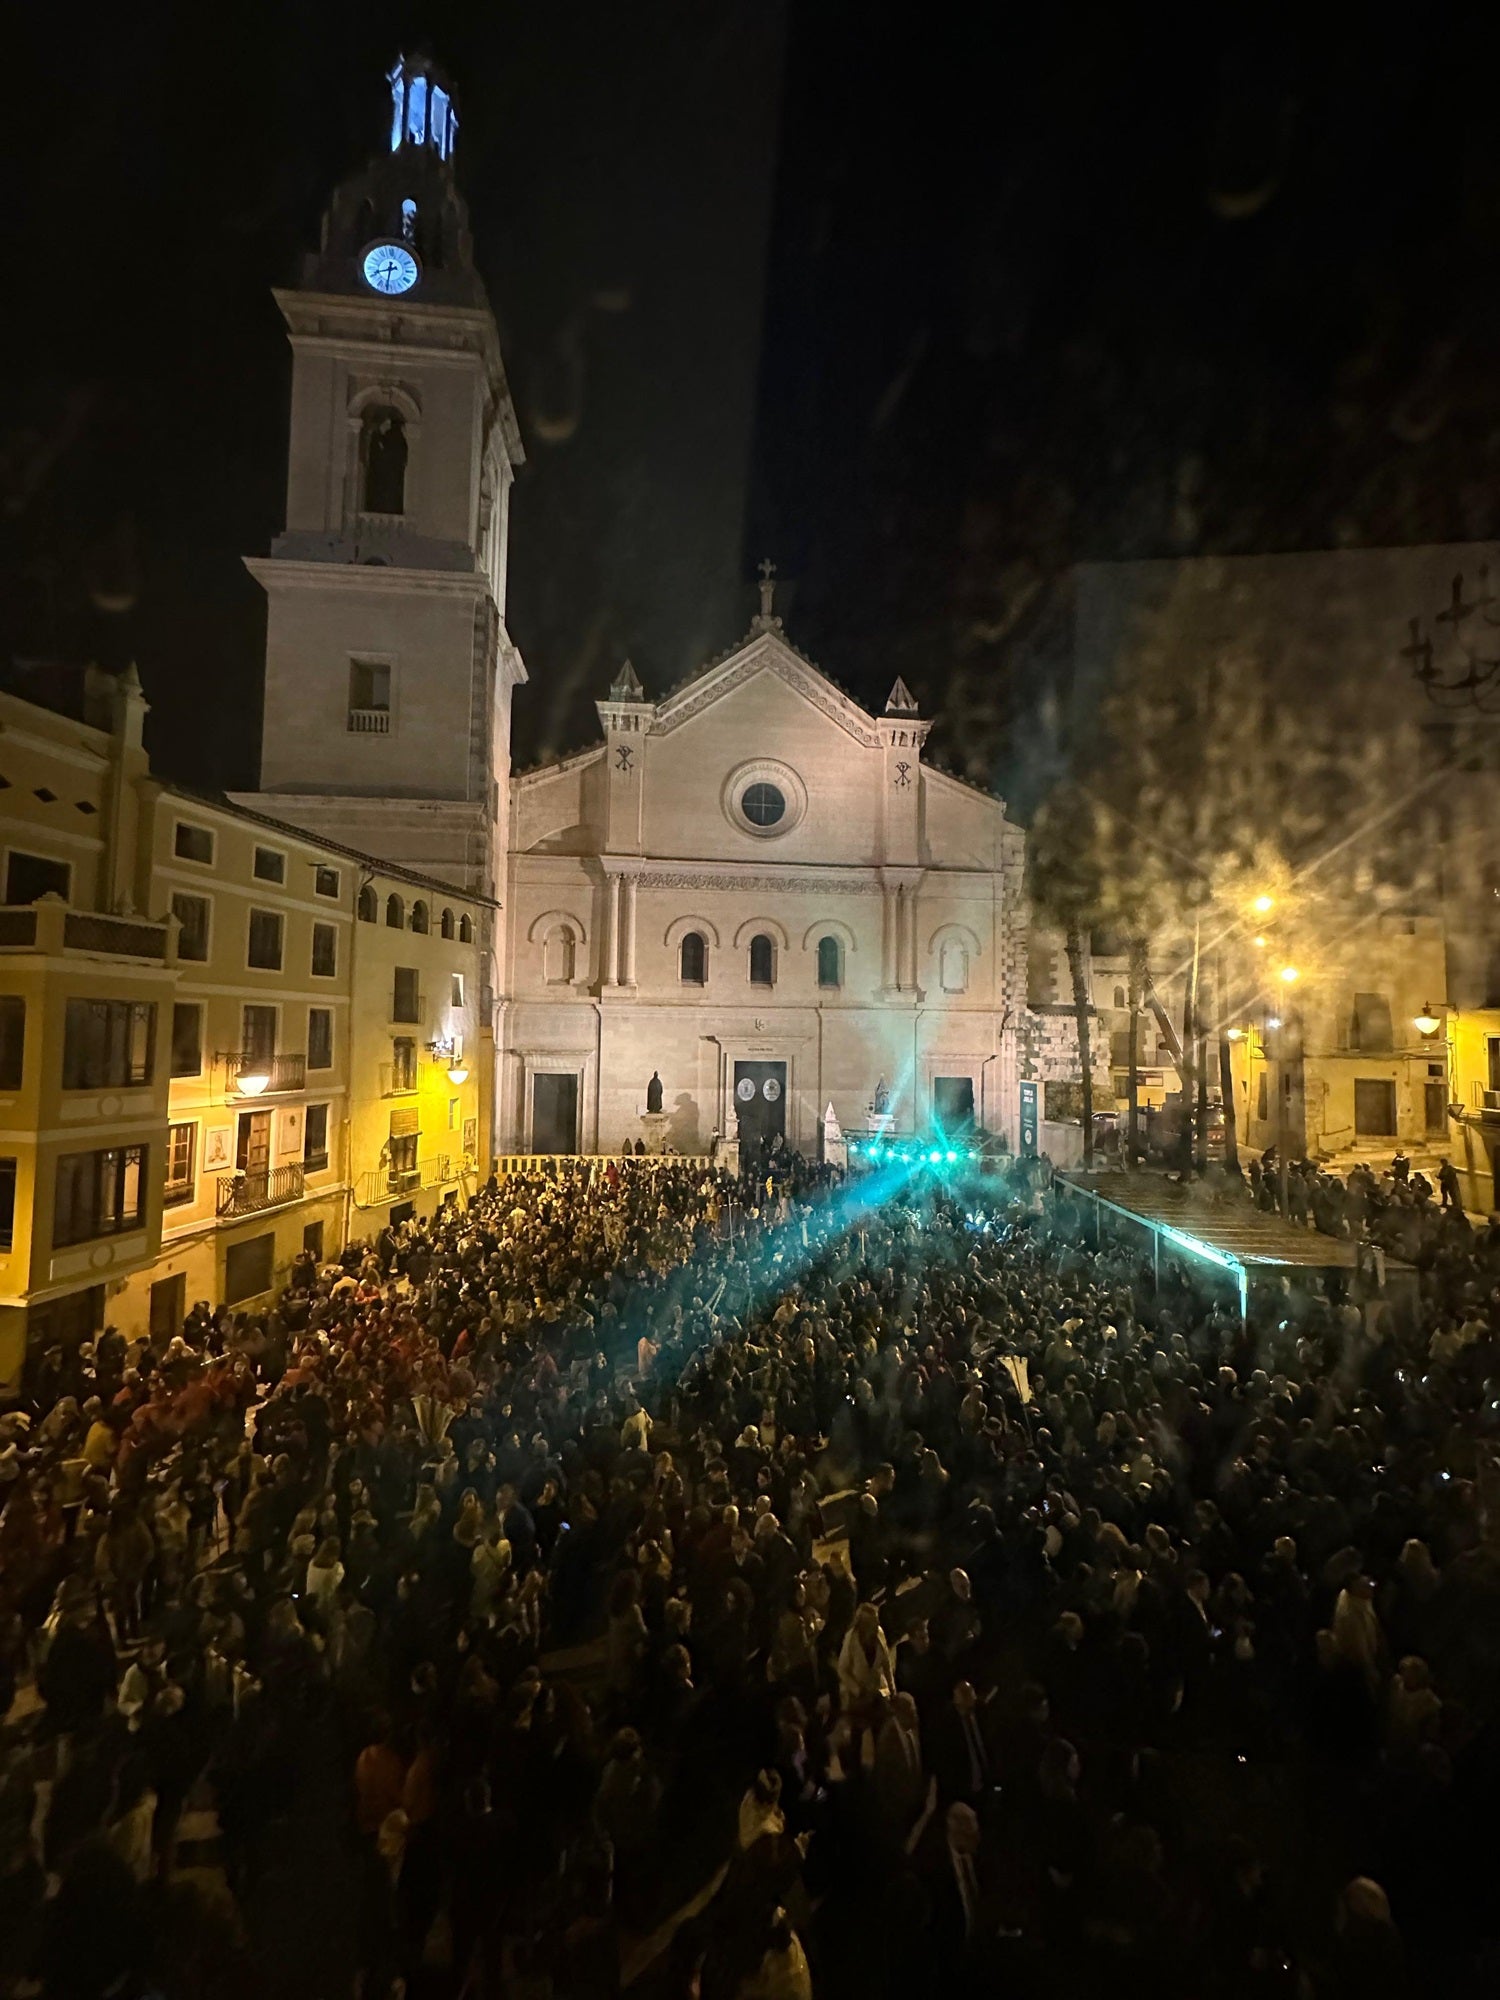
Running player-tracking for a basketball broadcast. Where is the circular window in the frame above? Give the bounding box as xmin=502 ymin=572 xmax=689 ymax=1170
xmin=741 ymin=782 xmax=786 ymax=827
xmin=723 ymin=760 xmax=807 ymax=838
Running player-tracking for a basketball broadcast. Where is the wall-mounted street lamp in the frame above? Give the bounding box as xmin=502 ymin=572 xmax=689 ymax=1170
xmin=1414 ymin=1004 xmax=1442 ymax=1037
xmin=427 ymin=1034 xmax=468 ymax=1086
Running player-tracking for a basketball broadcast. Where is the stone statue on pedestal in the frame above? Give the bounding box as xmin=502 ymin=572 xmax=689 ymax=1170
xmin=646 ymin=1071 xmax=663 ymax=1113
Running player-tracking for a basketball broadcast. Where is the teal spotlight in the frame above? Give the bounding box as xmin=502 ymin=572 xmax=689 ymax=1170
xmin=945 ymin=1150 xmax=958 ymax=1163
xmin=928 ymin=1150 xmax=942 ymax=1164
xmin=967 ymin=1149 xmax=978 ymax=1160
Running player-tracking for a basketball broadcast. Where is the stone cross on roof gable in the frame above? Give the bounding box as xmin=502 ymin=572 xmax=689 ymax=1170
xmin=751 ymin=557 xmax=784 ymax=635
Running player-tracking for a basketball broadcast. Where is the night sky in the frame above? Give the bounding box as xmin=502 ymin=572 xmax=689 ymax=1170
xmin=7 ymin=4 xmax=1500 ymax=805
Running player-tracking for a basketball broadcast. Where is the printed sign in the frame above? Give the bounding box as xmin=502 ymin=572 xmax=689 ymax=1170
xmin=1019 ymin=1079 xmax=1039 ymax=1157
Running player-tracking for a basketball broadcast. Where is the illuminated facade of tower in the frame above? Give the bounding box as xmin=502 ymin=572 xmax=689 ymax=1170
xmin=235 ymin=53 xmax=526 ymax=943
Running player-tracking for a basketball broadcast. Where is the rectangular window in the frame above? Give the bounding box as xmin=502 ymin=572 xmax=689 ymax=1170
xmin=314 ymin=866 xmax=341 ymax=899
xmin=170 ymin=1002 xmax=202 ymax=1077
xmin=349 ymin=659 xmax=391 ymax=713
xmin=247 ymin=908 xmax=283 ymax=971
xmin=1350 ymin=991 xmax=1394 ymax=1052
xmin=53 ymin=1143 xmax=147 ymax=1247
xmin=173 ymin=822 xmax=214 ymax=865
xmin=1488 ymin=1036 xmax=1500 ymax=1093
xmin=171 ymin=892 xmax=210 ymax=962
xmin=224 ymin=1232 xmax=274 ymax=1306
xmin=242 ymin=1005 xmax=277 ymax=1063
xmin=449 ymin=1096 xmax=460 ymax=1130
xmin=308 ymin=1007 xmax=333 ymax=1071
xmin=311 ymin=922 xmax=338 ymax=978
xmin=393 ymin=966 xmax=421 ymax=1022
xmin=61 ymin=999 xmax=155 ymax=1090
xmin=391 ymin=1036 xmax=417 ymax=1092
xmin=0 ymin=996 xmax=24 ymax=1090
xmin=164 ymin=1123 xmax=196 ymax=1206
xmin=0 ymin=1156 xmax=14 ymax=1248
xmin=253 ymin=846 xmax=285 ymax=884
xmin=6 ymin=851 xmax=71 ymax=904
xmin=450 ymin=972 xmax=465 ymax=1008
xmin=304 ymin=1102 xmax=329 ymax=1171
xmin=389 ymin=1130 xmax=419 ymax=1177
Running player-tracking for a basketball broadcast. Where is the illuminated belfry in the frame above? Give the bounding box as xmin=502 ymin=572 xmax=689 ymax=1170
xmin=387 ymin=53 xmax=458 ymax=160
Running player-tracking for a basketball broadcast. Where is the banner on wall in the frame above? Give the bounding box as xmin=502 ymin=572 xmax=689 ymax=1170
xmin=1019 ymin=1079 xmax=1039 ymax=1157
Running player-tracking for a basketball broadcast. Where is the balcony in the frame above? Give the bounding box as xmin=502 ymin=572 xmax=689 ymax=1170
xmin=347 ymin=707 xmax=391 ymax=735
xmin=380 ymin=1060 xmax=420 ymax=1095
xmin=1480 ymin=1088 xmax=1500 ymax=1121
xmin=216 ymin=1163 xmax=306 ymax=1218
xmin=0 ymin=903 xmax=171 ymax=962
xmin=355 ymin=1155 xmax=454 ymax=1207
xmin=228 ymin=1052 xmax=306 ymax=1096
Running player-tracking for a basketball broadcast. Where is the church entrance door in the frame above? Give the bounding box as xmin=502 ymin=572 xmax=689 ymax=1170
xmin=734 ymin=1061 xmax=787 ymax=1149
xmin=532 ymin=1073 xmax=579 ymax=1154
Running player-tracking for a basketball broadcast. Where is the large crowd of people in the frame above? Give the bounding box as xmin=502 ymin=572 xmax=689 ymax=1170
xmin=1 ymin=1139 xmax=1499 ymax=2000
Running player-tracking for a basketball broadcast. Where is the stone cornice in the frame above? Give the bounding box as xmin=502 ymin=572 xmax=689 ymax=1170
xmin=244 ymin=556 xmax=491 ymax=599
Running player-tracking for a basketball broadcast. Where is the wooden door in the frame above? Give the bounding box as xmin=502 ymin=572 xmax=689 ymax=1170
xmin=237 ymin=1110 xmax=272 ymax=1176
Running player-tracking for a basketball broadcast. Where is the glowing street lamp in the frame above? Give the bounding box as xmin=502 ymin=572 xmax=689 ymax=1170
xmin=446 ymin=1062 xmax=470 ymax=1085
xmin=1225 ymin=1026 xmax=1245 ymax=1042
xmin=1279 ymin=965 xmax=1299 ymax=985
xmin=1252 ymin=894 xmax=1275 ymax=915
xmin=1413 ymin=1005 xmax=1441 ymax=1037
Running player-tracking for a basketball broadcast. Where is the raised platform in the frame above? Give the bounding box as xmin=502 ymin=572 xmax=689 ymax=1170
xmin=1059 ymin=1171 xmax=1413 ymax=1308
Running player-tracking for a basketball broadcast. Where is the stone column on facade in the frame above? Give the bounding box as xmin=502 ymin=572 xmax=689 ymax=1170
xmin=881 ymin=883 xmax=899 ymax=991
xmin=903 ymin=881 xmax=920 ymax=992
xmin=620 ymin=877 xmax=638 ymax=988
xmin=602 ymin=875 xmax=621 ymax=989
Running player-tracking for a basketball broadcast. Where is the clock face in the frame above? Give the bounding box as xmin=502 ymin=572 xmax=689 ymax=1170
xmin=361 ymin=241 xmax=419 ymax=296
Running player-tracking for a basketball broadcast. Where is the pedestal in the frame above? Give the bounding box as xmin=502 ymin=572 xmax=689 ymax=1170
xmin=639 ymin=1111 xmax=672 ymax=1156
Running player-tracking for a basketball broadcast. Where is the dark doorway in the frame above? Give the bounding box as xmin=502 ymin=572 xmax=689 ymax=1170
xmin=27 ymin=1284 xmax=102 ymax=1355
xmin=149 ymin=1272 xmax=185 ymax=1345
xmin=302 ymin=1220 xmax=325 ymax=1263
xmin=932 ymin=1075 xmax=976 ymax=1134
xmin=734 ymin=1061 xmax=787 ymax=1149
xmin=532 ymin=1073 xmax=579 ymax=1154
xmin=1425 ymin=1081 xmax=1448 ymax=1136
xmin=1354 ymin=1079 xmax=1398 ymax=1137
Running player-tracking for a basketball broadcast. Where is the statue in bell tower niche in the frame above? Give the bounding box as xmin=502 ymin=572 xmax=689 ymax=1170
xmin=646 ymin=1071 xmax=664 ymax=1114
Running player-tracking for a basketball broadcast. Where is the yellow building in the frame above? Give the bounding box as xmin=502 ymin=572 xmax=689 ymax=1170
xmin=1447 ymin=1008 xmax=1500 ymax=1214
xmin=0 ymin=671 xmax=491 ymax=1392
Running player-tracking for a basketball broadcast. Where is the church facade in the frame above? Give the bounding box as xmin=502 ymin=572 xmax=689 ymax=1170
xmin=505 ymin=590 xmax=1028 ymax=1155
xmin=237 ymin=54 xmax=1033 ymax=1160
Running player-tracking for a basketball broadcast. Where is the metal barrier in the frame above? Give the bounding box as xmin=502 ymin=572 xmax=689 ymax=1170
xmin=216 ymin=1164 xmax=306 ymax=1218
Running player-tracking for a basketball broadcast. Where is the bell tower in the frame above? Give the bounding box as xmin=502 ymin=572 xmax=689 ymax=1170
xmin=236 ymin=52 xmax=526 ymax=907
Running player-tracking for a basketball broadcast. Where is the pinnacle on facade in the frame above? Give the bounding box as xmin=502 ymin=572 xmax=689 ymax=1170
xmin=885 ymin=676 xmax=920 ymax=716
xmin=609 ymin=658 xmax=647 ymax=701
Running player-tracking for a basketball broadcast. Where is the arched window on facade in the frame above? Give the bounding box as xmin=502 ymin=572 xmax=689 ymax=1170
xmin=385 ymin=893 xmax=405 ymax=929
xmin=817 ymin=935 xmax=842 ymax=989
xmin=357 ymin=883 xmax=378 ymax=923
xmin=749 ymin=933 xmax=775 ymax=987
xmin=544 ymin=928 xmax=576 ymax=984
xmin=400 ymin=197 xmax=417 ymax=242
xmin=939 ymin=940 xmax=969 ymax=994
xmin=679 ymin=932 xmax=707 ymax=985
xmin=439 ymin=907 xmax=455 ymax=939
xmin=411 ymin=900 xmax=429 ymax=935
xmin=458 ymin=914 xmax=473 ymax=944
xmin=360 ymin=406 xmax=408 ymax=516
xmin=1114 ymin=985 xmax=1127 ymax=1010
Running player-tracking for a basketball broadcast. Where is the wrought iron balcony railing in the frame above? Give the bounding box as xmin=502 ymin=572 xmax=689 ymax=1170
xmin=216 ymin=1163 xmax=306 ymax=1218
xmin=229 ymin=1052 xmax=305 ymax=1096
